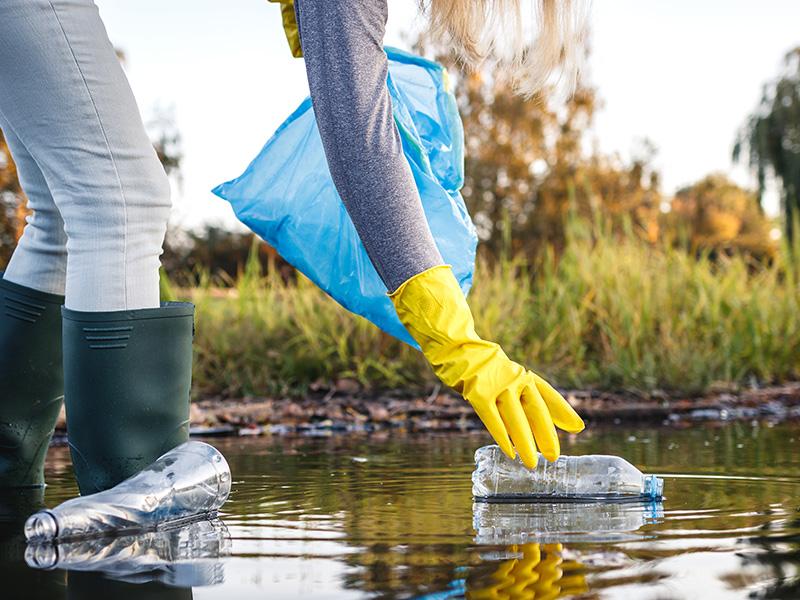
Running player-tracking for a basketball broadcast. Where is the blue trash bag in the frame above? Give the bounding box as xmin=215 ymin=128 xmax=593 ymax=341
xmin=212 ymin=47 xmax=477 ymax=348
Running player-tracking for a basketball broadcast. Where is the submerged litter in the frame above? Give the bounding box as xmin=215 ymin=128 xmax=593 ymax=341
xmin=472 ymin=445 xmax=664 ymax=503
xmin=25 ymin=441 xmax=231 ymax=542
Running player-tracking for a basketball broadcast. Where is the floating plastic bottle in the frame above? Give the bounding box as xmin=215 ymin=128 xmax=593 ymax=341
xmin=25 ymin=441 xmax=231 ymax=542
xmin=25 ymin=518 xmax=231 ymax=587
xmin=472 ymin=445 xmax=664 ymax=502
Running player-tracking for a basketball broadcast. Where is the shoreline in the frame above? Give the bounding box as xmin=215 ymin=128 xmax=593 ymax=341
xmin=51 ymin=382 xmax=800 ymax=438
xmin=182 ymin=382 xmax=800 ymax=436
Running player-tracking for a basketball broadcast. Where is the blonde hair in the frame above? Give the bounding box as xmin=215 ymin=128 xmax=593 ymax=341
xmin=419 ymin=0 xmax=590 ymax=97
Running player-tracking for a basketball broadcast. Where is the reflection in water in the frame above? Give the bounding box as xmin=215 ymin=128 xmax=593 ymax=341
xmin=467 ymin=543 xmax=588 ymax=600
xmin=472 ymin=500 xmax=664 ymax=544
xmin=459 ymin=500 xmax=660 ymax=599
xmin=0 ymin=488 xmax=66 ymax=597
xmin=2 ymin=485 xmax=229 ymax=600
xmin=25 ymin=518 xmax=231 ymax=587
xmin=14 ymin=423 xmax=800 ymax=597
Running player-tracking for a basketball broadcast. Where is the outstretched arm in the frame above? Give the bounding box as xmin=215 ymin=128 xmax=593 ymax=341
xmin=293 ymin=0 xmax=584 ymax=465
xmin=293 ymin=0 xmax=443 ymax=292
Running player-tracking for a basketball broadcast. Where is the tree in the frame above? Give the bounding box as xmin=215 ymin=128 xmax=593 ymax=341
xmin=161 ymin=225 xmax=293 ymax=286
xmin=420 ymin=42 xmax=662 ymax=260
xmin=734 ymin=47 xmax=800 ymax=241
xmin=663 ymin=174 xmax=775 ymax=260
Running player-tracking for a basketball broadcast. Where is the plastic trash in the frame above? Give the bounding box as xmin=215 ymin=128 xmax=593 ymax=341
xmin=213 ymin=47 xmax=477 ymax=348
xmin=25 ymin=519 xmax=231 ymax=587
xmin=473 ymin=500 xmax=664 ymax=545
xmin=472 ymin=445 xmax=664 ymax=502
xmin=24 ymin=441 xmax=231 ymax=542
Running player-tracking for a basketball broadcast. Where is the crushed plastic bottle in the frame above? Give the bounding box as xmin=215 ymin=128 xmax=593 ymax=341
xmin=25 ymin=518 xmax=231 ymax=587
xmin=25 ymin=441 xmax=231 ymax=542
xmin=472 ymin=445 xmax=663 ymax=502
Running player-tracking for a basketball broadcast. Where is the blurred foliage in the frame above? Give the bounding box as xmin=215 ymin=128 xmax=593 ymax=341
xmin=161 ymin=226 xmax=294 ymax=287
xmin=176 ymin=215 xmax=800 ymax=398
xmin=2 ymin=43 xmax=787 ymax=280
xmin=663 ymin=173 xmax=777 ymax=260
xmin=735 ymin=47 xmax=800 ymax=241
xmin=449 ymin=61 xmax=662 ymax=258
xmin=0 ymin=131 xmax=27 ymax=268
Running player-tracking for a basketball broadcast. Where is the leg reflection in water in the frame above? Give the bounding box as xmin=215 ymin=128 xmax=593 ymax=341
xmin=466 ymin=544 xmax=588 ymax=600
xmin=0 ymin=489 xmax=66 ymax=599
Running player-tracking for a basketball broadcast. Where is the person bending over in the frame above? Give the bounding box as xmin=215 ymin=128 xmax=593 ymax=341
xmin=0 ymin=0 xmax=587 ymax=495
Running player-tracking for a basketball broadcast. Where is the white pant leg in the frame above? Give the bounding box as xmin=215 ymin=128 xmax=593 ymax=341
xmin=1 ymin=117 xmax=68 ymax=296
xmin=0 ymin=0 xmax=170 ymax=311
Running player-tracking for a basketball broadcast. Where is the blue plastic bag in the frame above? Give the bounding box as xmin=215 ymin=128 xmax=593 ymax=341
xmin=213 ymin=47 xmax=477 ymax=347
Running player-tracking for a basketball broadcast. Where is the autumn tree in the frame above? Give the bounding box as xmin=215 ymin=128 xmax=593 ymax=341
xmin=422 ymin=42 xmax=661 ymax=260
xmin=663 ymin=174 xmax=775 ymax=260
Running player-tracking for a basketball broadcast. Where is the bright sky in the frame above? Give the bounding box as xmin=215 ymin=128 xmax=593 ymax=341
xmin=94 ymin=0 xmax=800 ymax=230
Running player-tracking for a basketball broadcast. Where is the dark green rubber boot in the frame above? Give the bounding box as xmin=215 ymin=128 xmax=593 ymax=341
xmin=62 ymin=302 xmax=194 ymax=495
xmin=0 ymin=273 xmax=65 ymax=488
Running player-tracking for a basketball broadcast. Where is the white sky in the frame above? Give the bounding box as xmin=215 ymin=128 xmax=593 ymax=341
xmin=93 ymin=0 xmax=800 ymax=230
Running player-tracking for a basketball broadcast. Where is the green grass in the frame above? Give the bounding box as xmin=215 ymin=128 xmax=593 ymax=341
xmin=164 ymin=219 xmax=800 ymax=399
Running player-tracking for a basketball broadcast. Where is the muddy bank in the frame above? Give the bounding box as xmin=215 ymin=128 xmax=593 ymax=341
xmin=174 ymin=382 xmax=800 ymax=436
xmin=52 ymin=382 xmax=800 ymax=437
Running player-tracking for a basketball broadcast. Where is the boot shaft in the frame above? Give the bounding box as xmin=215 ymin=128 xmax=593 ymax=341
xmin=62 ymin=302 xmax=194 ymax=495
xmin=0 ymin=274 xmax=65 ymax=488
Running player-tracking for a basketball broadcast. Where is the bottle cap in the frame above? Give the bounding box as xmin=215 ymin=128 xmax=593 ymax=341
xmin=24 ymin=510 xmax=58 ymax=542
xmin=643 ymin=475 xmax=664 ymax=500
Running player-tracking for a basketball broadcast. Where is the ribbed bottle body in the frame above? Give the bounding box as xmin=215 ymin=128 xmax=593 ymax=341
xmin=472 ymin=445 xmax=662 ymax=500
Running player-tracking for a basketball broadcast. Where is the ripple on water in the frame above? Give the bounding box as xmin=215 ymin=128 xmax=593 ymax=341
xmin=20 ymin=423 xmax=798 ymax=599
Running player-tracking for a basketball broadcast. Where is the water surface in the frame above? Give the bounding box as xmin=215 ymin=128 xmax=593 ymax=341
xmin=6 ymin=421 xmax=800 ymax=598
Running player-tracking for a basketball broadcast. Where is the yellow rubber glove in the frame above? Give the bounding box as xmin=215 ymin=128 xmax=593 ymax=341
xmin=267 ymin=0 xmax=303 ymax=58
xmin=390 ymin=265 xmax=584 ymax=467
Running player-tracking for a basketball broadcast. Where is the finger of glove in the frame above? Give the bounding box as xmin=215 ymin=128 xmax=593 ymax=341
xmin=521 ymin=382 xmax=560 ymax=462
xmin=472 ymin=400 xmax=515 ymax=461
xmin=533 ymin=373 xmax=585 ymax=433
xmin=496 ymin=390 xmax=538 ymax=469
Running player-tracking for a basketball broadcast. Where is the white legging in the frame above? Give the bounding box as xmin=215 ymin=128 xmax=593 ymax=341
xmin=0 ymin=0 xmax=170 ymax=311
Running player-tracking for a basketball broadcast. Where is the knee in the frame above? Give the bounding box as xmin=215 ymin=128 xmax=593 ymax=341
xmin=60 ymin=153 xmax=172 ymax=248
xmin=123 ymin=156 xmax=172 ymax=251
xmin=133 ymin=154 xmax=172 ymax=223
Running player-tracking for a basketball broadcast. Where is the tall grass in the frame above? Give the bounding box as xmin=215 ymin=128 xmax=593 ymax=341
xmin=167 ymin=219 xmax=800 ymax=399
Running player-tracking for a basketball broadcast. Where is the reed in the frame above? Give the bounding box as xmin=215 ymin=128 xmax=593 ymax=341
xmin=166 ymin=218 xmax=800 ymax=399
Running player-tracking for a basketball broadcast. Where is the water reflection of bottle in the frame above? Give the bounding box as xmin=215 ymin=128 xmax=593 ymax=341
xmin=25 ymin=518 xmax=231 ymax=588
xmin=472 ymin=445 xmax=664 ymax=501
xmin=0 ymin=489 xmax=66 ymax=598
xmin=25 ymin=442 xmax=231 ymax=542
xmin=473 ymin=501 xmax=664 ymax=545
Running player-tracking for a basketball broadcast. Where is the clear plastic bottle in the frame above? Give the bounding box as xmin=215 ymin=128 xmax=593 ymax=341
xmin=25 ymin=441 xmax=231 ymax=542
xmin=472 ymin=445 xmax=663 ymax=502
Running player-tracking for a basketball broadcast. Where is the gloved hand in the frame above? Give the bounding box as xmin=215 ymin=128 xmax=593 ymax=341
xmin=390 ymin=265 xmax=584 ymax=467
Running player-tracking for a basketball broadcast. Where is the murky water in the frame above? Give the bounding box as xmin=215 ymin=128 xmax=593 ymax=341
xmin=3 ymin=421 xmax=799 ymax=599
